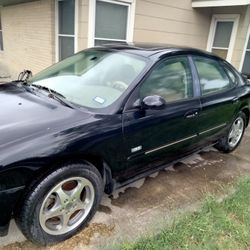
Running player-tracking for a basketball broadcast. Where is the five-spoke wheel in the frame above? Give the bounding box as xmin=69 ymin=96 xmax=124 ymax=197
xmin=215 ymin=112 xmax=246 ymax=153
xmin=15 ymin=163 xmax=103 ymax=245
xmin=39 ymin=177 xmax=95 ymax=235
xmin=228 ymin=117 xmax=244 ymax=148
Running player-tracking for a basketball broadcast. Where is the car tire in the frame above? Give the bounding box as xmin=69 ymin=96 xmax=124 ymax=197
xmin=15 ymin=163 xmax=103 ymax=246
xmin=215 ymin=111 xmax=246 ymax=153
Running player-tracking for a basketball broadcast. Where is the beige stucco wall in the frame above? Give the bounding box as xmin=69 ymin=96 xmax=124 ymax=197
xmin=211 ymin=5 xmax=250 ymax=70
xmin=0 ymin=0 xmax=54 ymax=79
xmin=133 ymin=0 xmax=212 ymax=49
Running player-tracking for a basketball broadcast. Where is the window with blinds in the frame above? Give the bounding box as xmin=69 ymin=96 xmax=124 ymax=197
xmin=242 ymin=36 xmax=250 ymax=76
xmin=211 ymin=21 xmax=233 ymax=60
xmin=94 ymin=0 xmax=129 ymax=46
xmin=57 ymin=0 xmax=75 ymax=60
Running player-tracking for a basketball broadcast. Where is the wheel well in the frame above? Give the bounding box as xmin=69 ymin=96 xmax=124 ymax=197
xmin=12 ymin=154 xmax=114 ymax=221
xmin=41 ymin=154 xmax=115 ymax=194
xmin=241 ymin=108 xmax=250 ymax=127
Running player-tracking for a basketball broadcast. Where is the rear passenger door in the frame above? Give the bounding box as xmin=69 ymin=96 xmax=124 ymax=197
xmin=192 ymin=56 xmax=239 ymax=144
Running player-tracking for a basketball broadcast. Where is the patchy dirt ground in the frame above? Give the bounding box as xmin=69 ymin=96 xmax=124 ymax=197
xmin=1 ymin=129 xmax=250 ymax=250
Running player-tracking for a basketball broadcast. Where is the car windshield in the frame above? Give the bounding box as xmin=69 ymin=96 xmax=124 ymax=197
xmin=30 ymin=49 xmax=147 ymax=109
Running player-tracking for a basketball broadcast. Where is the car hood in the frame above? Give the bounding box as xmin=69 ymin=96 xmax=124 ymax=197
xmin=0 ymin=83 xmax=91 ymax=150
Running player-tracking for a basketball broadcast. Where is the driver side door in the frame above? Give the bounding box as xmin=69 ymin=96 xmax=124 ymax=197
xmin=122 ymin=55 xmax=201 ymax=179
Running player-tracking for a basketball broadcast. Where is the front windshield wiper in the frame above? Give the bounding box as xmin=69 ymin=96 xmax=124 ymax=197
xmin=30 ymin=84 xmax=75 ymax=109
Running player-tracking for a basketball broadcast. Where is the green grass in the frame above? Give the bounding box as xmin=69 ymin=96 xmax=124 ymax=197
xmin=111 ymin=177 xmax=250 ymax=250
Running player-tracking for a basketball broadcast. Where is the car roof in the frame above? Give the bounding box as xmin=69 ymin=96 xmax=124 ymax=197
xmin=96 ymin=43 xmax=222 ymax=61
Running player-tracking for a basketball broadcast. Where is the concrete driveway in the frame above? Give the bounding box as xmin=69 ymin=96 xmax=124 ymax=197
xmin=1 ymin=129 xmax=250 ymax=250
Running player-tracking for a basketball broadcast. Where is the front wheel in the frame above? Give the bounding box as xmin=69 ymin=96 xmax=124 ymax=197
xmin=215 ymin=112 xmax=246 ymax=153
xmin=15 ymin=163 xmax=103 ymax=245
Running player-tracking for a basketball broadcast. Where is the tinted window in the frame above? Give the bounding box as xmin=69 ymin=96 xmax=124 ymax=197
xmin=223 ymin=65 xmax=237 ymax=86
xmin=140 ymin=57 xmax=193 ymax=103
xmin=193 ymin=57 xmax=231 ymax=95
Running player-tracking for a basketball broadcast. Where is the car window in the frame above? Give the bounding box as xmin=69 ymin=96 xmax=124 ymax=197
xmin=140 ymin=56 xmax=193 ymax=103
xmin=31 ymin=50 xmax=147 ymax=109
xmin=223 ymin=65 xmax=237 ymax=86
xmin=193 ymin=57 xmax=232 ymax=95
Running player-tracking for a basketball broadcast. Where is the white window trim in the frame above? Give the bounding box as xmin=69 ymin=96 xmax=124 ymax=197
xmin=239 ymin=23 xmax=250 ymax=72
xmin=55 ymin=0 xmax=79 ymax=62
xmin=88 ymin=0 xmax=135 ymax=48
xmin=207 ymin=14 xmax=240 ymax=63
xmin=192 ymin=0 xmax=250 ymax=8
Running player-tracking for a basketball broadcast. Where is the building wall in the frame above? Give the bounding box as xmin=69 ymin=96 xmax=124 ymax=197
xmin=0 ymin=0 xmax=248 ymax=78
xmin=78 ymin=0 xmax=89 ymax=51
xmin=211 ymin=5 xmax=250 ymax=70
xmin=133 ymin=0 xmax=212 ymax=50
xmin=0 ymin=0 xmax=54 ymax=78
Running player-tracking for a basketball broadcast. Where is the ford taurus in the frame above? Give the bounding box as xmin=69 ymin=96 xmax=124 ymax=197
xmin=0 ymin=45 xmax=249 ymax=245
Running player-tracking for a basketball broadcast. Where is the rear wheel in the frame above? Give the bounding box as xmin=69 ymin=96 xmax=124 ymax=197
xmin=15 ymin=163 xmax=103 ymax=245
xmin=215 ymin=112 xmax=246 ymax=153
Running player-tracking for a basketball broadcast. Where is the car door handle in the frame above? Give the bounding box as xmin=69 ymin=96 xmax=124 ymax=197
xmin=185 ymin=111 xmax=199 ymax=119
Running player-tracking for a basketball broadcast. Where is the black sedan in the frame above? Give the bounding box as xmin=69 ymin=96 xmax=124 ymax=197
xmin=0 ymin=45 xmax=249 ymax=245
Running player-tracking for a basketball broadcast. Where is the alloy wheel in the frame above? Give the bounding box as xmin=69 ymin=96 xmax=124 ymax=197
xmin=39 ymin=177 xmax=95 ymax=235
xmin=228 ymin=117 xmax=244 ymax=148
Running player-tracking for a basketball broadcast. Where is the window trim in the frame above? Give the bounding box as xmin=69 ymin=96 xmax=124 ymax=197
xmin=55 ymin=0 xmax=79 ymax=62
xmin=206 ymin=14 xmax=240 ymax=62
xmin=88 ymin=0 xmax=135 ymax=47
xmin=239 ymin=23 xmax=250 ymax=73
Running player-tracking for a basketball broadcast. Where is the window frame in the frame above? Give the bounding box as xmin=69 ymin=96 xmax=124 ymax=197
xmin=55 ymin=0 xmax=79 ymax=62
xmin=192 ymin=56 xmax=235 ymax=97
xmin=88 ymin=0 xmax=135 ymax=47
xmin=239 ymin=23 xmax=250 ymax=75
xmin=207 ymin=14 xmax=240 ymax=62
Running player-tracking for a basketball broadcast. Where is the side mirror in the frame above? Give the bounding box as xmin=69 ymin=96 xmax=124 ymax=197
xmin=141 ymin=95 xmax=166 ymax=110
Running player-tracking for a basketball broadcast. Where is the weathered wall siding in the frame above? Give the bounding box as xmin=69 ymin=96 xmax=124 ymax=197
xmin=0 ymin=0 xmax=248 ymax=76
xmin=78 ymin=0 xmax=89 ymax=51
xmin=134 ymin=0 xmax=212 ymax=49
xmin=0 ymin=0 xmax=54 ymax=78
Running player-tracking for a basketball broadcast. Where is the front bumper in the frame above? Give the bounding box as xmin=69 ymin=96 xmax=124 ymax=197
xmin=0 ymin=186 xmax=24 ymax=236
